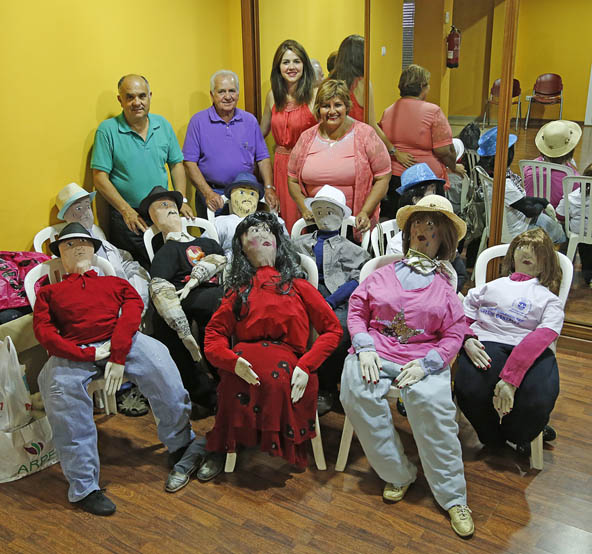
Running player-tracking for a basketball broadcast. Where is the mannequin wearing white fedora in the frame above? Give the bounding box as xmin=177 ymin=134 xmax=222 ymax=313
xmin=340 ymin=195 xmax=474 ymax=537
xmin=523 ymin=120 xmax=581 ymax=208
xmin=56 ymin=183 xmax=150 ymax=309
xmin=292 ymin=185 xmax=370 ymax=413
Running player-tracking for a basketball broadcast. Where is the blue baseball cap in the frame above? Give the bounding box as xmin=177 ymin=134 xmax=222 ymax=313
xmin=477 ymin=127 xmax=517 ymax=156
xmin=396 ymin=163 xmax=445 ymax=195
xmin=224 ymin=172 xmax=264 ymax=199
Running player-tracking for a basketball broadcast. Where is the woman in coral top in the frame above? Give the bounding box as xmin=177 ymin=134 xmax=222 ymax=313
xmin=204 ymin=212 xmax=341 ymax=467
xmin=260 ymin=40 xmax=318 ymax=233
xmin=379 ymin=64 xmax=465 ymax=219
xmin=287 ymin=79 xmax=391 ymax=237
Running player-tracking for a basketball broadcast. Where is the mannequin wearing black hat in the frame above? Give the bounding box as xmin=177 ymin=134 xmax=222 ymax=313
xmin=33 ymin=222 xmax=207 ymax=516
xmin=141 ymin=187 xmax=226 ymax=411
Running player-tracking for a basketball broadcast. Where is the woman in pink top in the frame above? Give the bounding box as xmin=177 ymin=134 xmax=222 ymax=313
xmin=287 ymin=79 xmax=391 ymax=238
xmin=379 ymin=64 xmax=465 ymax=219
xmin=522 ymin=119 xmax=581 ymax=208
xmin=260 ymin=40 xmax=318 ymax=233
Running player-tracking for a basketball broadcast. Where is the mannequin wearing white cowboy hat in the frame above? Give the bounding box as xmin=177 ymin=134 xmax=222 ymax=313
xmin=522 ymin=120 xmax=582 ymax=208
xmin=340 ymin=195 xmax=475 ymax=537
xmin=34 ymin=222 xmax=209 ymax=515
xmin=56 ymin=182 xmax=150 ymax=310
xmin=477 ymin=127 xmax=566 ymax=244
xmin=292 ymin=185 xmax=370 ymax=414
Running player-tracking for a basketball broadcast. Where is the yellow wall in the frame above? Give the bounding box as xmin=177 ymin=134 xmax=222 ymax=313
xmin=370 ymin=0 xmax=404 ymax=118
xmin=0 ymin=0 xmax=243 ymax=251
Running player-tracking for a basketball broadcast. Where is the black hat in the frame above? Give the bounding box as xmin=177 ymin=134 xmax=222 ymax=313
xmin=138 ymin=186 xmax=183 ymax=219
xmin=49 ymin=222 xmax=103 ymax=257
xmin=224 ymin=172 xmax=264 ymax=199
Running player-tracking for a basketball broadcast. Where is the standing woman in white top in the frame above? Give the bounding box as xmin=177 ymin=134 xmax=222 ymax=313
xmin=455 ymin=228 xmax=564 ymax=454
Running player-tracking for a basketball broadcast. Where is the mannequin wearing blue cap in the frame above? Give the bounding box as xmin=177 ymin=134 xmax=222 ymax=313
xmin=386 ymin=164 xmax=468 ymax=293
xmin=477 ymin=127 xmax=565 ymax=244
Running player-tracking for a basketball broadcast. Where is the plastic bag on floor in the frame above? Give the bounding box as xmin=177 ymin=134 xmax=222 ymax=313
xmin=0 ymin=336 xmax=32 ymax=432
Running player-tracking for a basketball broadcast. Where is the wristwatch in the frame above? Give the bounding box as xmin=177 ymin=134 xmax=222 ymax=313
xmin=182 ymin=197 xmax=188 ymax=203
xmin=264 ymin=185 xmax=276 ymax=191
xmin=388 ymin=147 xmax=397 ymax=156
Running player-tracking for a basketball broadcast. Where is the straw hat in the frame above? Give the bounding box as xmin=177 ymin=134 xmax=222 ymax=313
xmin=535 ymin=120 xmax=582 ymax=158
xmin=304 ymin=185 xmax=352 ymax=218
xmin=396 ymin=194 xmax=466 ymax=241
xmin=56 ymin=183 xmax=96 ymax=220
xmin=49 ymin=222 xmax=102 ymax=257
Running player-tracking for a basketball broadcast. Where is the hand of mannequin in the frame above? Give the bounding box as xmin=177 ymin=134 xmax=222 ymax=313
xmin=234 ymin=357 xmax=260 ymax=386
xmin=464 ymin=338 xmax=491 ymax=369
xmin=543 ymin=203 xmax=557 ymax=221
xmin=493 ymin=379 xmax=516 ymax=419
xmin=359 ymin=351 xmax=381 ymax=384
xmin=395 ymin=359 xmax=425 ymax=388
xmin=104 ymin=362 xmax=125 ymax=396
xmin=94 ymin=341 xmax=111 ymax=361
xmin=177 ymin=254 xmax=227 ymax=301
xmin=290 ymin=366 xmax=309 ymax=403
xmin=181 ymin=335 xmax=202 ymax=363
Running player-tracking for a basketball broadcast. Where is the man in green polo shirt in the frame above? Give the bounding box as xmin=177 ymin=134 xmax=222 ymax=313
xmin=91 ymin=74 xmax=193 ymax=268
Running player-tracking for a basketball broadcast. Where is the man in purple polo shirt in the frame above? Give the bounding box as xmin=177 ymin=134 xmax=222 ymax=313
xmin=183 ymin=70 xmax=278 ymax=218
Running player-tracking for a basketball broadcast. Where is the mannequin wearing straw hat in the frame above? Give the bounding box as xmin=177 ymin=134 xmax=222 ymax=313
xmin=523 ymin=120 xmax=582 ymax=208
xmin=292 ymin=185 xmax=371 ymax=414
xmin=340 ymin=195 xmax=474 ymax=538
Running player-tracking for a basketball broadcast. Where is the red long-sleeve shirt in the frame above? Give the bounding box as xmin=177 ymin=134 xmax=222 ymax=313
xmin=33 ymin=270 xmax=143 ymax=365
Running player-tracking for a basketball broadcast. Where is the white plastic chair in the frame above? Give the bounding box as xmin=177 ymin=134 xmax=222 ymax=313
xmin=224 ymin=252 xmax=326 ymax=473
xmin=24 ymin=256 xmax=118 ymax=415
xmin=473 ymin=244 xmax=573 ymax=469
xmin=370 ymin=219 xmax=399 ymax=257
xmin=562 ymin=176 xmax=592 ymax=262
xmin=206 ymin=195 xmax=228 ymax=224
xmin=34 ymin=224 xmax=108 ymax=256
xmin=143 ymin=217 xmax=220 ymax=262
xmin=335 ymin=254 xmax=403 ymax=472
xmin=291 ymin=215 xmax=370 ymax=251
xmin=518 ymin=160 xmax=576 ymax=203
xmin=475 ymin=166 xmax=513 ymax=257
xmin=464 ymin=149 xmax=480 ymax=199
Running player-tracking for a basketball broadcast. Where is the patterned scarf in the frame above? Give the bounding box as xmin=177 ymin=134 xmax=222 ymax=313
xmin=403 ymin=248 xmax=454 ymax=284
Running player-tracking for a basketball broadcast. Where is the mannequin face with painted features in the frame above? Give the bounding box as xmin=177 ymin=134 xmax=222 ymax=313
xmin=311 ymin=200 xmax=344 ymax=232
xmin=240 ymin=222 xmax=277 ymax=268
xmin=58 ymin=238 xmax=95 ymax=274
xmin=408 ymin=212 xmax=441 ymax=259
xmin=230 ymin=186 xmax=259 ymax=218
xmin=148 ymin=197 xmax=182 ymax=236
xmin=514 ymin=243 xmax=541 ymax=277
xmin=63 ymin=197 xmax=94 ymax=230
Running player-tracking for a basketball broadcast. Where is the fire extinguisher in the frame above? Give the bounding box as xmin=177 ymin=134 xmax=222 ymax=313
xmin=446 ymin=25 xmax=461 ymax=68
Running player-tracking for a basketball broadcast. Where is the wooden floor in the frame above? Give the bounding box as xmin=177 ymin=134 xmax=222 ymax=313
xmin=2 ymin=346 xmax=591 ymax=553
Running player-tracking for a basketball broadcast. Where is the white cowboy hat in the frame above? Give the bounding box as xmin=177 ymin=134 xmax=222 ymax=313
xmin=56 ymin=182 xmax=96 ymax=220
xmin=535 ymin=120 xmax=582 ymax=158
xmin=396 ymin=194 xmax=466 ymax=241
xmin=304 ymin=184 xmax=352 ymax=218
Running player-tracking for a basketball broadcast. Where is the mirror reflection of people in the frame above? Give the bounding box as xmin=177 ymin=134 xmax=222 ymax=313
xmin=183 ymin=70 xmax=277 ymax=219
xmin=91 ymin=74 xmax=192 ymax=268
xmin=556 ymin=162 xmax=592 ymax=286
xmin=310 ymin=58 xmax=325 ymax=87
xmin=260 ymin=40 xmax=318 ymax=232
xmin=477 ymin=127 xmax=566 ymax=244
xmin=379 ymin=64 xmax=465 ymax=220
xmin=201 ymin=212 xmax=342 ymax=469
xmin=287 ymin=79 xmax=391 ymax=237
xmin=340 ymin=195 xmax=475 ymax=538
xmin=292 ymin=185 xmax=371 ymax=414
xmin=523 ymin=120 xmax=581 ymax=208
xmin=455 ymin=228 xmax=564 ymax=457
xmin=34 ymin=223 xmax=205 ymax=515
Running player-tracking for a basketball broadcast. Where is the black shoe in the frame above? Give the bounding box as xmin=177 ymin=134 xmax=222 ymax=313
xmin=542 ymin=425 xmax=556 ymax=442
xmin=317 ymin=391 xmax=335 ymax=417
xmin=396 ymin=398 xmax=407 ymax=418
xmin=516 ymin=442 xmax=531 ymax=457
xmin=76 ymin=490 xmax=116 ymax=516
xmin=196 ymin=453 xmax=225 ymax=482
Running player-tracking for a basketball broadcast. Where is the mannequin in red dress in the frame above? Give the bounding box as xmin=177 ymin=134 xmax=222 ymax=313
xmin=204 ymin=212 xmax=342 ymax=467
xmin=260 ymin=39 xmax=318 ymax=232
